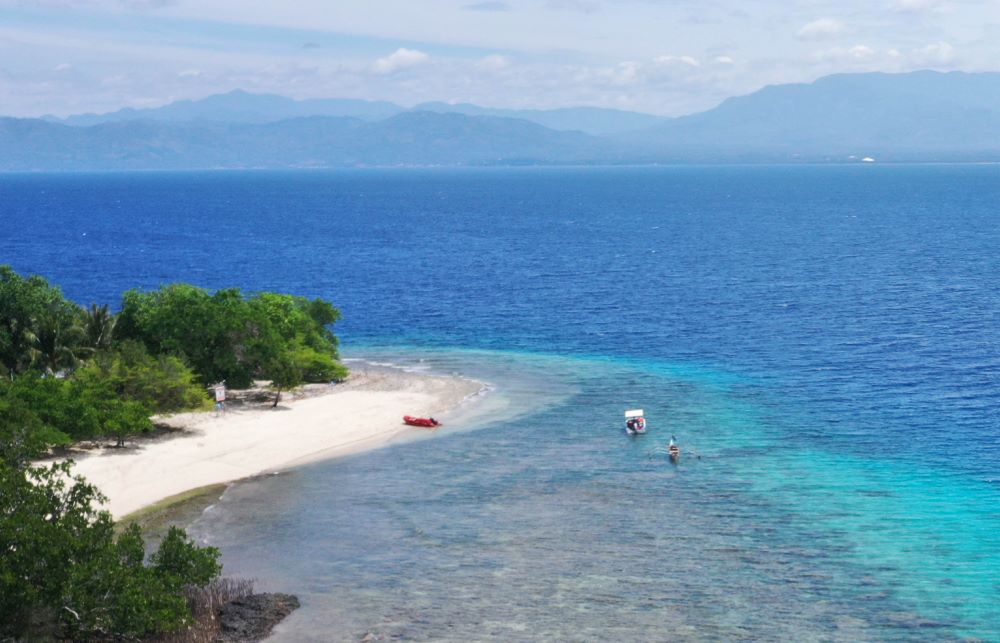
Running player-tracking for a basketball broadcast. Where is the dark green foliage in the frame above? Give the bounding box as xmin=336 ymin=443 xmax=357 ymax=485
xmin=267 ymin=351 xmax=304 ymax=407
xmin=0 ymin=461 xmax=107 ymax=636
xmin=0 ymin=373 xmax=154 ymax=456
xmin=60 ymin=522 xmax=191 ymax=640
xmin=29 ymin=300 xmax=90 ymax=375
xmin=115 ymin=285 xmax=252 ymax=387
xmin=81 ymin=303 xmax=116 ymax=351
xmin=117 ymin=284 xmax=348 ymax=388
xmin=76 ymin=340 xmax=207 ymax=414
xmin=0 ymin=265 xmax=79 ymax=378
xmin=0 ymin=460 xmax=221 ymax=640
xmin=0 ymin=395 xmax=69 ymax=467
xmin=0 ymin=268 xmax=324 ymax=638
xmin=151 ymin=526 xmax=222 ymax=588
xmin=0 ymin=267 xmax=343 ymax=456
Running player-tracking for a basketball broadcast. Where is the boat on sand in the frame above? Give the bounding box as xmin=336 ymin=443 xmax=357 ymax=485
xmin=403 ymin=415 xmax=440 ymax=428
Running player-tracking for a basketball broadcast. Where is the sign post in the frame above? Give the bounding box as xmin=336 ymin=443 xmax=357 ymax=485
xmin=213 ymin=382 xmax=226 ymax=414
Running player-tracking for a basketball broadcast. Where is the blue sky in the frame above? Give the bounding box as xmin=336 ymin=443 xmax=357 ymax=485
xmin=1 ymin=0 xmax=996 ymax=117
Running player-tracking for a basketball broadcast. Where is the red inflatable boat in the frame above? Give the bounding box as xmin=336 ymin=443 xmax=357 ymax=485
xmin=403 ymin=415 xmax=440 ymax=428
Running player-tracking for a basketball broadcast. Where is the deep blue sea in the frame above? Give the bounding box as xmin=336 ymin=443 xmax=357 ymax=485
xmin=3 ymin=166 xmax=999 ymax=641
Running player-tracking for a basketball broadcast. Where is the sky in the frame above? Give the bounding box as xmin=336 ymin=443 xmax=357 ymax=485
xmin=1 ymin=0 xmax=998 ymax=117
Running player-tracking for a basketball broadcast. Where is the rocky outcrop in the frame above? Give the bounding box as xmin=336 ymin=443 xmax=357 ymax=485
xmin=214 ymin=593 xmax=300 ymax=642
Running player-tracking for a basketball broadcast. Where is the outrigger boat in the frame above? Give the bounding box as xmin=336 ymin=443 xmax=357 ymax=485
xmin=648 ymin=436 xmax=683 ymax=463
xmin=625 ymin=409 xmax=647 ymax=435
xmin=403 ymin=415 xmax=440 ymax=428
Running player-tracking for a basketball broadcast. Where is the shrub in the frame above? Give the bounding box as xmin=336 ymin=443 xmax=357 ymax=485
xmin=0 ymin=460 xmax=221 ymax=640
xmin=76 ymin=340 xmax=207 ymax=414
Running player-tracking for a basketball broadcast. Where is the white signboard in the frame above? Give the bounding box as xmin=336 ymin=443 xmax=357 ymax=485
xmin=214 ymin=385 xmax=226 ymax=402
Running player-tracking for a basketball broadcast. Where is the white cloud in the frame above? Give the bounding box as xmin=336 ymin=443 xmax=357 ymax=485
xmin=372 ymin=48 xmax=429 ymax=75
xmin=912 ymin=41 xmax=955 ymax=65
xmin=797 ymin=18 xmax=846 ymax=41
xmin=811 ymin=44 xmax=877 ymax=64
xmin=0 ymin=0 xmax=996 ymax=119
xmin=848 ymin=45 xmax=875 ymax=59
xmin=610 ymin=61 xmax=640 ymax=85
xmin=477 ymin=54 xmax=511 ymax=71
xmin=53 ymin=63 xmax=73 ymax=71
xmin=652 ymin=55 xmax=701 ymax=67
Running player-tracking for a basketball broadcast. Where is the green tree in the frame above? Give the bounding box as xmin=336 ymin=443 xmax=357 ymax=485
xmin=81 ymin=303 xmax=116 ymax=351
xmin=267 ymin=351 xmax=304 ymax=408
xmin=0 ymin=266 xmax=76 ymax=378
xmin=117 ymin=284 xmax=348 ymax=389
xmin=151 ymin=526 xmax=222 ymax=588
xmin=0 ymin=459 xmax=221 ymax=640
xmin=0 ymin=373 xmax=155 ymax=453
xmin=29 ymin=301 xmax=89 ymax=375
xmin=0 ymin=395 xmax=70 ymax=466
xmin=117 ymin=285 xmax=257 ymax=387
xmin=76 ymin=340 xmax=207 ymax=414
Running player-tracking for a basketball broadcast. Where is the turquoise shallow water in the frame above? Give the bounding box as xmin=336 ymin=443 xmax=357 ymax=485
xmin=3 ymin=166 xmax=999 ymax=640
xmin=192 ymin=349 xmax=1000 ymax=641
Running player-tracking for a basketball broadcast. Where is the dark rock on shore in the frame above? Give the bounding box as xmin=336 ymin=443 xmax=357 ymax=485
xmin=215 ymin=593 xmax=300 ymax=642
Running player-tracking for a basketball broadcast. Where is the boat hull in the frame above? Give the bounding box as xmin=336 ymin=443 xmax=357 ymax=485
xmin=403 ymin=415 xmax=440 ymax=428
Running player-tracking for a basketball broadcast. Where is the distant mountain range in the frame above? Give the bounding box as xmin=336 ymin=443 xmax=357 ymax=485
xmin=7 ymin=70 xmax=1000 ymax=170
xmin=1 ymin=112 xmax=607 ymax=170
xmin=43 ymin=90 xmax=661 ymax=136
xmin=624 ymin=70 xmax=1000 ymax=161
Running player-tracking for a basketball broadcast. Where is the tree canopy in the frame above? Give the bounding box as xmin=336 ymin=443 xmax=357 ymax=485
xmin=0 ymin=266 xmax=78 ymax=378
xmin=0 ymin=459 xmax=222 ymax=639
xmin=116 ymin=284 xmax=347 ymax=389
xmin=0 ymin=266 xmax=348 ymax=456
xmin=0 ymin=267 xmax=346 ymax=638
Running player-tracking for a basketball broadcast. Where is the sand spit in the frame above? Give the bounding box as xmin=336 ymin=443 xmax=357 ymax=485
xmin=67 ymin=367 xmax=485 ymax=519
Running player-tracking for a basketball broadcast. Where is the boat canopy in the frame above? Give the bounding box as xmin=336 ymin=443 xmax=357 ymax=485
xmin=625 ymin=409 xmax=644 ymax=418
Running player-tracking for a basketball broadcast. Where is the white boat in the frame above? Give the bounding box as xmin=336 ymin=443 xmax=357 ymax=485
xmin=625 ymin=409 xmax=647 ymax=435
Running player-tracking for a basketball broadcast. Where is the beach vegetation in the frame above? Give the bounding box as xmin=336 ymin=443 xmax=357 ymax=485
xmin=0 ymin=265 xmax=76 ymax=378
xmin=81 ymin=302 xmax=117 ymax=351
xmin=0 ymin=456 xmax=221 ymax=640
xmin=116 ymin=283 xmax=348 ymax=388
xmin=28 ymin=300 xmax=91 ymax=375
xmin=0 ymin=268 xmax=327 ymax=639
xmin=266 ymin=350 xmax=304 ymax=407
xmin=0 ymin=372 xmax=154 ymax=453
xmin=76 ymin=340 xmax=208 ymax=415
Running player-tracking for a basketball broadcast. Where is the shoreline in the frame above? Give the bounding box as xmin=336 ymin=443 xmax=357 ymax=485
xmin=67 ymin=365 xmax=486 ymax=520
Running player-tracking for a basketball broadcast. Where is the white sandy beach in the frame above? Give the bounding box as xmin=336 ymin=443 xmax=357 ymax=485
xmin=68 ymin=367 xmax=485 ymax=519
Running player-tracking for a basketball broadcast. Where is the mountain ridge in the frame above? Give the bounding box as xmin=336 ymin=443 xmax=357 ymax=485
xmin=0 ymin=111 xmax=608 ymax=170
xmin=8 ymin=70 xmax=1000 ymax=170
xmin=42 ymin=90 xmax=663 ymax=137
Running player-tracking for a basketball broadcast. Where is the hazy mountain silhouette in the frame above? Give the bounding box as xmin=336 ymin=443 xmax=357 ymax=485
xmin=45 ymin=90 xmax=403 ymax=126
xmin=44 ymin=90 xmax=663 ymax=136
xmin=624 ymin=70 xmax=1000 ymax=161
xmin=0 ymin=112 xmax=607 ymax=170
xmin=8 ymin=71 xmax=1000 ymax=169
xmin=411 ymin=102 xmax=664 ymax=135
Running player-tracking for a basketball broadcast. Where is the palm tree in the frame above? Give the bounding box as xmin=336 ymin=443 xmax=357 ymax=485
xmin=81 ymin=303 xmax=116 ymax=351
xmin=29 ymin=304 xmax=89 ymax=375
